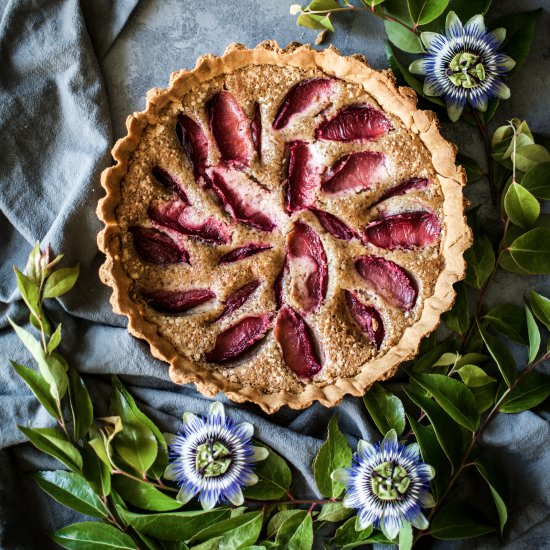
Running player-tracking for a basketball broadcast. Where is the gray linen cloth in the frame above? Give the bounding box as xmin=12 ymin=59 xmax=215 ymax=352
xmin=0 ymin=0 xmax=548 ymax=548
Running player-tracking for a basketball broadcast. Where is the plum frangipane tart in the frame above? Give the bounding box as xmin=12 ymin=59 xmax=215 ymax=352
xmin=97 ymin=42 xmax=471 ymax=413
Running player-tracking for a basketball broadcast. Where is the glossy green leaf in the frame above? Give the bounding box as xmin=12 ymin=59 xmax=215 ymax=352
xmin=405 ymin=390 xmax=468 ymax=469
xmin=112 ymin=476 xmax=181 ymax=512
xmin=33 ymin=471 xmax=108 ymax=518
xmin=477 ymin=321 xmax=517 ymax=387
xmin=267 ymin=510 xmax=304 ymax=539
xmin=455 ymin=353 xmax=490 ymax=368
xmin=456 ymin=365 xmax=496 ymax=387
xmin=8 ymin=318 xmax=68 ymax=401
xmin=470 ymin=383 xmax=497 ymax=413
xmin=475 ymin=458 xmax=508 ymax=533
xmin=430 ymin=503 xmax=495 ymax=539
xmin=525 ymin=307 xmax=541 ymax=363
xmin=363 ymin=383 xmax=406 ymax=436
xmin=504 ymin=183 xmax=540 ymax=228
xmin=190 ymin=511 xmax=263 ymax=547
xmin=515 ymin=144 xmax=550 ymax=173
xmin=521 ymin=162 xmax=550 ymax=199
xmin=384 ymin=21 xmax=424 ymax=53
xmin=317 ymin=502 xmax=354 ymax=522
xmin=408 ymin=0 xmax=448 ymax=26
xmin=408 ymin=373 xmax=480 ymax=431
xmin=498 ymin=371 xmax=550 ymax=413
xmin=118 ymin=508 xmax=230 ymax=542
xmin=313 ymin=414 xmax=352 ymax=497
xmin=295 ymin=0 xmax=339 ymax=30
xmin=443 ymin=282 xmax=469 ymax=335
xmin=491 ymin=9 xmax=541 ymax=75
xmin=448 ymin=0 xmax=492 ymax=19
xmin=113 ymin=378 xmax=168 ymax=479
xmin=243 ymin=442 xmax=291 ymax=500
xmin=19 ymin=426 xmax=82 ymax=472
xmin=25 ymin=242 xmax=42 ymax=283
xmin=457 ymin=153 xmax=484 ymax=183
xmin=68 ymin=368 xmax=93 ymax=442
xmin=433 ymin=352 xmax=459 ymax=367
xmin=464 ymin=233 xmax=495 ymax=289
xmin=14 ymin=266 xmax=40 ymax=317
xmin=274 ymin=511 xmax=313 ymax=550
xmin=47 ymin=323 xmax=62 ymax=354
xmin=529 ymin=291 xmax=550 ymax=330
xmin=82 ymin=441 xmax=111 ymax=498
xmin=51 ymin=521 xmax=137 ymax=549
xmin=43 ymin=265 xmax=80 ymax=298
xmin=110 ymin=383 xmax=158 ymax=475
xmin=484 ymin=303 xmax=528 ymax=344
xmin=508 ymin=228 xmax=550 ymax=274
xmin=10 ymin=361 xmax=58 ymax=418
xmin=330 ymin=516 xmax=373 ymax=547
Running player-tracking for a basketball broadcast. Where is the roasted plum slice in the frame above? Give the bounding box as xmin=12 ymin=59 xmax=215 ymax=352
xmin=321 ymin=151 xmax=386 ymax=194
xmin=345 ymin=290 xmax=384 ymax=348
xmin=274 ymin=306 xmax=322 ymax=379
xmin=152 ymin=167 xmax=189 ymax=202
xmin=285 ymin=141 xmax=321 ymax=213
xmin=273 ymin=77 xmax=334 ymax=130
xmin=251 ymin=101 xmax=262 ymax=160
xmin=219 ymin=243 xmax=272 ymax=264
xmin=205 ymin=313 xmax=273 ymax=363
xmin=355 ymin=255 xmax=417 ymax=310
xmin=148 ymin=200 xmax=231 ymax=245
xmin=316 ymin=104 xmax=392 ymax=142
xmin=129 ymin=226 xmax=190 ymax=265
xmin=176 ymin=113 xmax=210 ymax=185
xmin=274 ymin=255 xmax=288 ymax=310
xmin=363 ymin=211 xmax=441 ymax=250
xmin=143 ymin=288 xmax=215 ymax=313
xmin=310 ymin=209 xmax=356 ymax=241
xmin=371 ymin=177 xmax=430 ymax=207
xmin=211 ymin=280 xmax=261 ymax=324
xmin=208 ymin=91 xmax=254 ymax=168
xmin=287 ymin=222 xmax=328 ymax=314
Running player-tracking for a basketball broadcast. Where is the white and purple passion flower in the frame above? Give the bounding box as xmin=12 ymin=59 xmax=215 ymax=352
xmin=409 ymin=11 xmax=516 ymax=122
xmin=331 ymin=430 xmax=435 ymax=540
xmin=163 ymin=402 xmax=268 ymax=509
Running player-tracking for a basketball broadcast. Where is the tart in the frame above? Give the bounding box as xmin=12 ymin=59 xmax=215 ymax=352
xmin=97 ymin=41 xmax=471 ymax=413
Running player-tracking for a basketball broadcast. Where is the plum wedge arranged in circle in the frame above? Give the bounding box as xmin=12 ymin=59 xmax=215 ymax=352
xmin=98 ymin=43 xmax=471 ymax=413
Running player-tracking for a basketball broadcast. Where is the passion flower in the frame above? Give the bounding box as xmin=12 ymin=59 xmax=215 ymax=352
xmin=410 ymin=11 xmax=515 ymax=121
xmin=164 ymin=402 xmax=268 ymax=509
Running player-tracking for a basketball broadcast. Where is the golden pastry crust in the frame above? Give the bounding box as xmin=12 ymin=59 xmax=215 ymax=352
xmin=97 ymin=41 xmax=471 ymax=413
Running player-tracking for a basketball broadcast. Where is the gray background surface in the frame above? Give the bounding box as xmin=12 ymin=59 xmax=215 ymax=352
xmin=0 ymin=0 xmax=549 ymax=548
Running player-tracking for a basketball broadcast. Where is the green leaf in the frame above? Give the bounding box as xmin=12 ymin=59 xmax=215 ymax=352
xmin=456 ymin=365 xmax=496 ymax=387
xmin=464 ymin=233 xmax=495 ymax=289
xmin=498 ymin=371 xmax=550 ymax=413
xmin=25 ymin=242 xmax=42 ymax=284
xmin=51 ymin=521 xmax=137 ymax=549
xmin=470 ymin=383 xmax=497 ymax=413
xmin=384 ymin=20 xmax=424 ymax=53
xmin=33 ymin=471 xmax=108 ymax=518
xmin=508 ymin=228 xmax=550 ymax=274
xmin=19 ymin=426 xmax=82 ymax=472
xmin=8 ymin=318 xmax=68 ymax=401
xmin=14 ymin=266 xmax=40 ymax=317
xmin=43 ymin=264 xmax=80 ymax=298
xmin=475 ymin=459 xmax=508 ymax=533
xmin=407 ymin=416 xmax=449 ymax=499
xmin=477 ymin=321 xmax=517 ymax=387
xmin=448 ymin=0 xmax=492 ymax=20
xmin=330 ymin=516 xmax=373 ymax=547
xmin=68 ymin=368 xmax=94 ymax=441
xmin=405 ymin=390 xmax=468 ymax=469
xmin=316 ymin=502 xmax=354 ymax=522
xmin=455 ymin=353 xmax=490 ymax=368
xmin=433 ymin=352 xmax=460 ymax=367
xmin=82 ymin=441 xmax=111 ymax=498
xmin=267 ymin=510 xmax=304 ymax=538
xmin=110 ymin=383 xmax=158 ymax=475
xmin=490 ymin=9 xmax=541 ymax=75
xmin=529 ymin=291 xmax=550 ymax=330
xmin=457 ymin=153 xmax=484 ymax=183
xmin=398 ymin=522 xmax=413 ymax=550
xmin=363 ymin=383 xmax=406 ymax=436
xmin=47 ymin=323 xmax=62 ymax=354
xmin=484 ymin=303 xmax=528 ymax=344
xmin=443 ymin=282 xmax=469 ymax=335
xmin=274 ymin=511 xmax=313 ymax=550
xmin=10 ymin=361 xmax=59 ymax=417
xmin=244 ymin=442 xmax=291 ymax=500
xmin=408 ymin=373 xmax=480 ymax=431
xmin=521 ymin=162 xmax=550 ymax=199
xmin=430 ymin=503 xmax=495 ymax=539
xmin=504 ymin=183 xmax=540 ymax=228
xmin=515 ymin=144 xmax=550 ymax=173
xmin=118 ymin=508 xmax=230 ymax=542
xmin=190 ymin=511 xmax=263 ymax=547
xmin=525 ymin=307 xmax=541 ymax=363
xmin=312 ymin=414 xmax=352 ymax=497
xmin=112 ymin=476 xmax=182 ymax=512
xmin=113 ymin=378 xmax=167 ymax=479
xmin=408 ymin=0 xmax=448 ymax=26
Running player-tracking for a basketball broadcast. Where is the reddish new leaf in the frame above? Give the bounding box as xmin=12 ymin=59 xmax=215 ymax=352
xmin=345 ymin=290 xmax=384 ymax=348
xmin=143 ymin=288 xmax=215 ymax=313
xmin=129 ymin=226 xmax=190 ymax=265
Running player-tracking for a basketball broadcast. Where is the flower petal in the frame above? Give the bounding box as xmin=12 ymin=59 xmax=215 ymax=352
xmin=494 ymin=81 xmax=511 ymax=99
xmin=252 ymin=446 xmax=269 ymax=461
xmin=356 ymin=514 xmax=372 ymax=532
xmin=209 ymin=401 xmax=225 ymax=422
xmin=420 ymin=31 xmax=443 ymax=50
xmin=163 ymin=462 xmax=179 ymax=481
xmin=500 ymin=55 xmax=516 ymax=71
xmin=381 ymin=515 xmax=401 ymax=540
xmin=357 ymin=439 xmax=375 ymax=456
xmin=382 ymin=429 xmax=397 ymax=449
xmin=331 ymin=468 xmax=350 ymax=485
xmin=405 ymin=442 xmax=420 ymax=461
xmin=476 ymin=99 xmax=488 ymax=112
xmin=163 ymin=432 xmax=177 ymax=445
xmin=465 ymin=14 xmax=485 ymax=32
xmin=177 ymin=485 xmax=197 ymax=505
xmin=244 ymin=472 xmax=259 ymax=486
xmin=447 ymin=102 xmax=464 ymax=122
xmin=421 ymin=492 xmax=436 ymax=508
xmin=409 ymin=59 xmax=428 ymax=75
xmin=490 ymin=27 xmax=506 ymax=45
xmin=200 ymin=489 xmax=220 ymax=510
xmin=423 ymin=78 xmax=442 ymax=97
xmin=445 ymin=11 xmax=463 ymax=33
xmin=424 ymin=464 xmax=436 ymax=480
xmin=238 ymin=422 xmax=254 ymax=439
xmin=342 ymin=493 xmax=355 ymax=508
xmin=182 ymin=412 xmax=199 ymax=430
xmin=226 ymin=487 xmax=244 ymax=506
xmin=411 ymin=511 xmax=430 ymax=530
